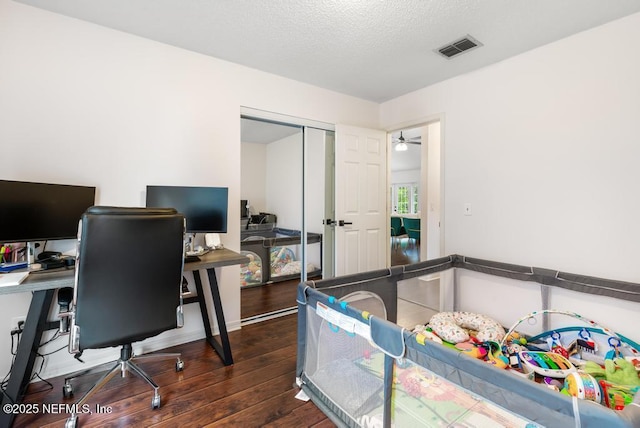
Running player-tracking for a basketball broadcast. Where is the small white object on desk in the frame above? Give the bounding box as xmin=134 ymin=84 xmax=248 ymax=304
xmin=186 ymin=247 xmax=209 ymax=257
xmin=0 ymin=271 xmax=30 ymax=287
xmin=205 ymin=233 xmax=221 ymax=249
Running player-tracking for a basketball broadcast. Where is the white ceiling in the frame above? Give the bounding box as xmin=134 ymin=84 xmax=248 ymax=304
xmin=15 ymin=0 xmax=640 ymax=102
xmin=241 ymin=118 xmax=301 ymax=145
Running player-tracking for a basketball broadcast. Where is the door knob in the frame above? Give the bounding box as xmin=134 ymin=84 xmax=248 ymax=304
xmin=338 ymin=220 xmax=352 ymax=226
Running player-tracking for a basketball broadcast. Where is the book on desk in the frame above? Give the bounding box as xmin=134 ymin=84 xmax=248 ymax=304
xmin=0 ymin=271 xmax=30 ymax=287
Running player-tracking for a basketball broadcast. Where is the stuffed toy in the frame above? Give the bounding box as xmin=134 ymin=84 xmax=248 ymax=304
xmin=584 ymin=358 xmax=640 ymax=386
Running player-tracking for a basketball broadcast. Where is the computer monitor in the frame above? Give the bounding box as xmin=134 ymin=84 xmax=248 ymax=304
xmin=0 ymin=179 xmax=96 ymax=243
xmin=145 ymin=185 xmax=228 ymax=234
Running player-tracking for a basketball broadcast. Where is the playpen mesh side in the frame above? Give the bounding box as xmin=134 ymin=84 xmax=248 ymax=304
xmin=302 ymin=293 xmax=387 ymax=426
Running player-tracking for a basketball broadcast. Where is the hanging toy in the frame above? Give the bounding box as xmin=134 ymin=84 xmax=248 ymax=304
xmin=576 ymin=328 xmax=598 ymax=354
xmin=605 ymin=337 xmax=622 ymax=360
xmin=549 ymin=331 xmax=569 ymax=358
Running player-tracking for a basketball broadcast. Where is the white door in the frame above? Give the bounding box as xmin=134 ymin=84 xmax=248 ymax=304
xmin=335 ymin=124 xmax=387 ymax=275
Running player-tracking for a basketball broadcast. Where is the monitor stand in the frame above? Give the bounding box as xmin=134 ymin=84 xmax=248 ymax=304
xmin=27 ymin=242 xmax=37 ymax=266
xmin=186 ymin=233 xmax=196 ymax=254
xmin=184 ymin=233 xmax=209 ymax=262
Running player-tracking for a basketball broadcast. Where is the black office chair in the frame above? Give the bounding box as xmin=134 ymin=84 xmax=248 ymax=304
xmin=61 ymin=207 xmax=186 ymax=428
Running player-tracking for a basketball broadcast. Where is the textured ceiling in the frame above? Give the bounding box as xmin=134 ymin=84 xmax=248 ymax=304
xmin=15 ymin=0 xmax=640 ymax=102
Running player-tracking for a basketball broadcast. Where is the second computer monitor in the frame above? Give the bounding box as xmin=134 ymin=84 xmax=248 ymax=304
xmin=146 ymin=185 xmax=228 ymax=234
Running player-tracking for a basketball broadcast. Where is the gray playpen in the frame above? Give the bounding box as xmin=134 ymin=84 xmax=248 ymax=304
xmin=296 ymin=254 xmax=640 ymax=427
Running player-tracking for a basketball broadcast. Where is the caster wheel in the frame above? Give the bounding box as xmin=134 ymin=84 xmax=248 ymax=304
xmin=65 ymin=415 xmax=78 ymax=428
xmin=63 ymin=382 xmax=74 ymax=398
xmin=175 ymin=359 xmax=184 ymax=372
xmin=152 ymin=394 xmax=161 ymax=409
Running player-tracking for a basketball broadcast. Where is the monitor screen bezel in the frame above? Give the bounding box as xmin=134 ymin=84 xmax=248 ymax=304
xmin=0 ymin=179 xmax=96 ymax=243
xmin=145 ymin=185 xmax=229 ymax=234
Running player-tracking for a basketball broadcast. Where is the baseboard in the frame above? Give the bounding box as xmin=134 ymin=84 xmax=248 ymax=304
xmin=241 ymin=307 xmax=297 ymax=326
xmin=39 ymin=319 xmax=242 ymax=380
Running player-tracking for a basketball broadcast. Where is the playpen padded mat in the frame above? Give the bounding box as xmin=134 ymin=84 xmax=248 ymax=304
xmin=355 ymin=352 xmax=536 ymax=427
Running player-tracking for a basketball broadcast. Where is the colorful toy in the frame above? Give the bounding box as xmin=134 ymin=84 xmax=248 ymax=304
xmin=484 ymin=341 xmax=509 ymax=368
xmin=576 ymin=328 xmax=597 ymax=353
xmin=564 ymin=372 xmax=601 ymax=403
xmin=518 ymin=351 xmax=576 ymax=378
xmin=413 ymin=325 xmax=443 ymax=345
xmin=605 ymin=337 xmax=622 ymax=360
xmin=501 ymin=310 xmax=640 ymax=362
xmin=599 ymin=380 xmax=639 ymax=410
xmin=504 ymin=330 xmax=528 ymax=346
xmin=544 ymin=376 xmax=563 ymax=391
xmin=239 ymin=251 xmax=262 ymax=286
xmin=548 ymin=331 xmax=569 ymax=358
xmin=454 ymin=341 xmax=487 ymax=359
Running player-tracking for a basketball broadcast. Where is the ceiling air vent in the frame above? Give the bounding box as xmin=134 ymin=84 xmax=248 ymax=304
xmin=436 ymin=35 xmax=483 ymax=59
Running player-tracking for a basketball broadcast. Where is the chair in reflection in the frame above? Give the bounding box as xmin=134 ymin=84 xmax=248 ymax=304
xmin=402 ymin=217 xmax=421 ymax=248
xmin=390 ymin=216 xmax=407 ymax=250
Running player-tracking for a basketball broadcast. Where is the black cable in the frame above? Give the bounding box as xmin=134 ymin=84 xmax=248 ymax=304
xmin=1 ymin=319 xmax=66 ymax=400
xmin=37 ymin=343 xmax=67 ymax=357
xmin=0 ymin=329 xmax=20 ymax=404
xmin=29 ymin=357 xmax=53 ymax=393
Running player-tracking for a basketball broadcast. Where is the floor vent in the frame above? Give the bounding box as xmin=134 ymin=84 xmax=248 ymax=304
xmin=436 ymin=35 xmax=483 ymax=59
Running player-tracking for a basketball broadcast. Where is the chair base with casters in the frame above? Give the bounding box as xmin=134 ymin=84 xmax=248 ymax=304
xmin=63 ymin=343 xmax=184 ymax=428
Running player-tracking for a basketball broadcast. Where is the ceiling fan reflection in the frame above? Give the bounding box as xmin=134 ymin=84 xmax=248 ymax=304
xmin=393 ymin=131 xmax=421 ymax=152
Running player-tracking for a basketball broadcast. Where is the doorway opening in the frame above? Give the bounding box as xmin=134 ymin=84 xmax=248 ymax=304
xmin=389 ymin=120 xmax=442 ymax=266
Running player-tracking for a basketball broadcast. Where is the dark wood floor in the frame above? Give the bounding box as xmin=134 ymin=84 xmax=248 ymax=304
xmin=390 ymin=239 xmax=420 ymax=267
xmin=14 ymin=314 xmax=333 ymax=428
xmin=241 ymin=280 xmax=303 ymax=320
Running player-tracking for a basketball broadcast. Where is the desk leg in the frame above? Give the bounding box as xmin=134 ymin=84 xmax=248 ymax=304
xmin=1 ymin=289 xmax=55 ymax=428
xmin=192 ymin=269 xmax=233 ymax=366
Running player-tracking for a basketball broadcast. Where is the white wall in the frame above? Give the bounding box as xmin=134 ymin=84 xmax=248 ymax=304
xmin=425 ymin=122 xmax=441 ymax=260
xmin=306 ymin=128 xmax=327 ymax=235
xmin=381 ymin=12 xmax=640 ymax=283
xmin=391 ymin=169 xmax=420 ymax=187
xmin=0 ymin=0 xmax=379 ymax=379
xmin=241 ymin=142 xmax=267 ymax=215
xmin=266 ymin=132 xmax=303 ymax=230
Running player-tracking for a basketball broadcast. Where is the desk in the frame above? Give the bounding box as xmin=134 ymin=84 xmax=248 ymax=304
xmin=0 ymin=248 xmax=247 ymax=428
xmin=182 ymin=249 xmax=249 ymax=366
